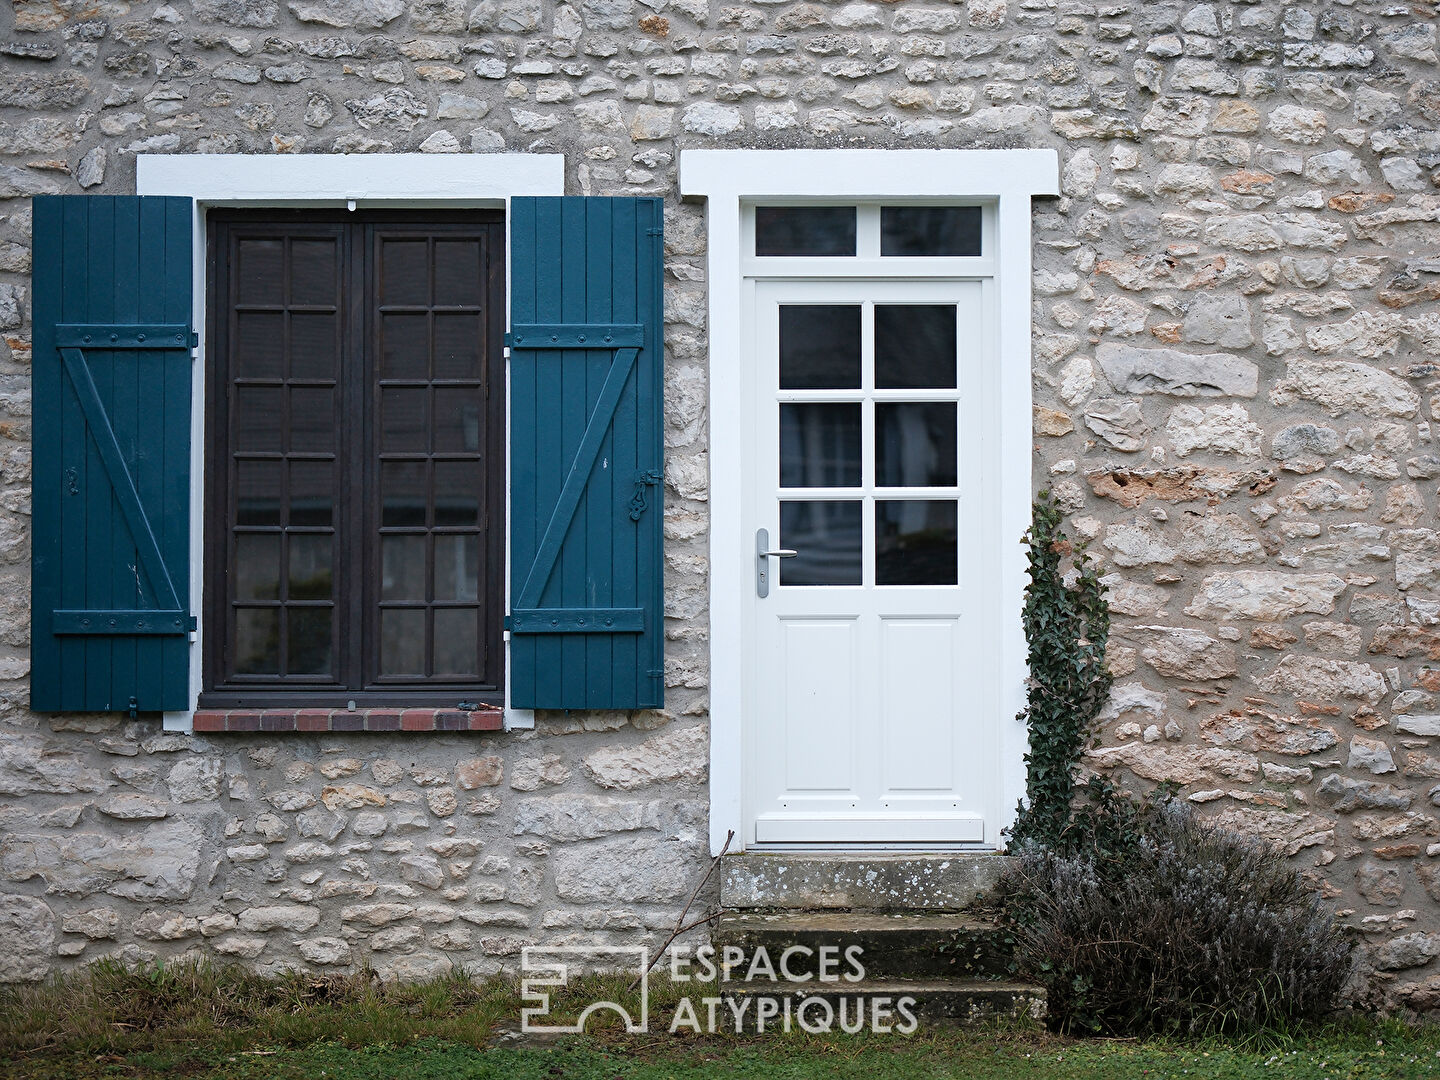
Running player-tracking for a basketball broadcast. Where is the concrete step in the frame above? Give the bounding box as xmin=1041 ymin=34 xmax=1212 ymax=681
xmin=720 ymin=853 xmax=1011 ymax=912
xmin=722 ymin=978 xmax=1046 ymax=1028
xmin=712 ymin=911 xmax=1013 ymax=979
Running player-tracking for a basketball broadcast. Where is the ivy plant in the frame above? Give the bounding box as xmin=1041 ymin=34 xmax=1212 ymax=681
xmin=1008 ymin=491 xmax=1112 ymax=850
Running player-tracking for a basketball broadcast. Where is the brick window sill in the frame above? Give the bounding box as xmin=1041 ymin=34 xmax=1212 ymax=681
xmin=192 ymin=707 xmax=504 ymax=733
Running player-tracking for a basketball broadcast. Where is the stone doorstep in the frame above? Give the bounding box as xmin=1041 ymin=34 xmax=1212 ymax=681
xmin=722 ymin=979 xmax=1047 ymax=1026
xmin=192 ymin=707 xmax=504 ymax=733
xmin=720 ymin=853 xmax=1012 ymax=912
xmin=712 ymin=911 xmax=1013 ymax=980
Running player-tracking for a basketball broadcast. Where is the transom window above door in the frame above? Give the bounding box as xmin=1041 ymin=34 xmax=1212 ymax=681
xmin=204 ymin=211 xmax=505 ymax=707
xmin=752 ymin=204 xmax=984 ymax=258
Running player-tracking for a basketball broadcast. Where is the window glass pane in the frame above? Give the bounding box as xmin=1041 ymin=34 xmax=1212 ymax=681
xmin=780 ymin=501 xmax=862 ymax=586
xmin=234 ymin=387 xmax=283 ymax=453
xmin=881 ymin=207 xmax=982 ymax=256
xmin=876 ymin=403 xmax=957 ymax=487
xmin=875 ymin=305 xmax=957 ymax=389
xmin=289 ymin=461 xmax=333 ymax=527
xmin=235 ymin=460 xmax=282 ymax=526
xmin=877 ymin=500 xmax=957 ymax=585
xmin=380 ymin=609 xmax=426 ymax=676
xmin=290 ymin=238 xmax=339 ymax=306
xmin=433 ymin=608 xmax=479 ymax=676
xmin=434 ymin=314 xmax=483 ymax=380
xmin=434 ymin=461 xmax=479 ymax=526
xmin=435 ymin=388 xmax=484 ymax=453
xmin=433 ymin=240 xmax=483 ymax=307
xmin=382 ymin=461 xmax=427 ymax=527
xmin=234 ymin=534 xmax=280 ymax=601
xmin=755 ymin=207 xmax=856 ymax=256
xmin=381 ymin=387 xmax=429 ymax=453
xmin=234 ymin=608 xmax=279 ymax=674
xmin=237 ymin=239 xmax=284 ymax=306
xmin=380 ymin=239 xmax=429 ymax=307
xmin=780 ymin=305 xmax=860 ymax=390
xmin=288 ymin=387 xmax=334 ymax=453
xmin=289 ymin=313 xmax=338 ymax=381
xmin=235 ymin=312 xmax=284 ymax=379
xmin=435 ymin=534 xmax=479 ymax=602
xmin=288 ymin=534 xmax=333 ymax=600
xmin=287 ymin=607 xmax=333 ymax=676
xmin=780 ymin=404 xmax=861 ymax=488
xmin=381 ymin=313 xmax=430 ymax=381
xmin=381 ymin=534 xmax=427 ymax=603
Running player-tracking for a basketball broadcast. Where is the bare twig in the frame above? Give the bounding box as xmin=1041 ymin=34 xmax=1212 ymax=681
xmin=629 ymin=829 xmax=733 ymax=990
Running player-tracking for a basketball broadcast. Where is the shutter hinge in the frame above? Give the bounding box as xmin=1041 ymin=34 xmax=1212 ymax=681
xmin=627 ymin=468 xmax=663 ymax=522
xmin=503 ymin=332 xmax=513 ymax=348
xmin=646 ymin=227 xmax=663 ymax=237
xmin=189 ymin=330 xmax=199 ymax=350
xmin=503 ymin=615 xmax=512 ymax=631
xmin=646 ymin=669 xmax=663 ymax=678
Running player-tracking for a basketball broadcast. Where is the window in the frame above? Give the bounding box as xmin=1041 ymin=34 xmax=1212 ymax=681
xmin=204 ymin=211 xmax=505 ymax=706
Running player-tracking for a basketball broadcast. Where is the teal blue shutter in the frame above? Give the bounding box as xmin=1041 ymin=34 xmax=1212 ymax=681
xmin=508 ymin=197 xmax=664 ymax=710
xmin=31 ymin=195 xmax=195 ymax=713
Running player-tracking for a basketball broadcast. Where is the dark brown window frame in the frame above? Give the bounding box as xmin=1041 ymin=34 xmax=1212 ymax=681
xmin=202 ymin=209 xmax=505 ymax=709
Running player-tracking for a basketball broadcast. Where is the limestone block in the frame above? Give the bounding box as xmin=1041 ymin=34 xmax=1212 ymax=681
xmin=582 ymin=724 xmax=707 ymax=790
xmin=1096 ymin=342 xmax=1258 ymax=398
xmin=1184 ymin=571 xmax=1346 ymax=620
xmin=0 ymin=894 xmax=55 ymax=982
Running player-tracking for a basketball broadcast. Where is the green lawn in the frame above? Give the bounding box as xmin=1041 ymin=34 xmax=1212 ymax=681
xmin=3 ymin=962 xmax=1439 ymax=1079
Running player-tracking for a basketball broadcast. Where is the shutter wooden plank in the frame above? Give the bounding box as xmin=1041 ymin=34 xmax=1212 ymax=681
xmin=31 ymin=195 xmax=194 ymax=713
xmin=508 ymin=197 xmax=664 ymax=710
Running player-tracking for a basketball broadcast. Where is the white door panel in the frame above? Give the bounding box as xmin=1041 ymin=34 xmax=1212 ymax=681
xmin=744 ymin=277 xmax=1000 ymax=847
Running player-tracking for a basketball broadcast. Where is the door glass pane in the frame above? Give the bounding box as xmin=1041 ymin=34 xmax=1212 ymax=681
xmin=381 ymin=313 xmax=430 ymax=380
xmin=875 ymin=305 xmax=957 ymax=389
xmin=288 ymin=534 xmax=333 ymax=600
xmin=289 ymin=313 xmax=338 ymax=380
xmin=234 ymin=312 xmax=284 ymax=379
xmin=780 ymin=404 xmax=861 ymax=488
xmin=235 ymin=460 xmax=282 ymax=526
xmin=381 ymin=534 xmax=427 ymax=602
xmin=434 ymin=534 xmax=479 ymax=602
xmin=881 ymin=207 xmax=982 ymax=256
xmin=877 ymin=500 xmax=957 ymax=585
xmin=288 ymin=461 xmax=333 ymax=526
xmin=755 ymin=207 xmax=856 ymax=256
xmin=780 ymin=305 xmax=861 ymax=390
xmin=381 ymin=387 xmax=429 ymax=452
xmin=288 ymin=387 xmax=334 ymax=453
xmin=434 ymin=461 xmax=479 ymax=526
xmin=434 ymin=240 xmax=483 ymax=307
xmin=290 ymin=239 xmax=339 ymax=306
xmin=234 ymin=608 xmax=280 ymax=674
xmin=876 ymin=403 xmax=957 ymax=487
xmin=434 ymin=388 xmax=484 ymax=453
xmin=433 ymin=608 xmax=478 ymax=676
xmin=287 ymin=607 xmax=333 ymax=676
xmin=234 ymin=534 xmax=280 ymax=600
xmin=779 ymin=501 xmax=862 ymax=586
xmin=434 ymin=314 xmax=483 ymax=379
xmin=234 ymin=387 xmax=283 ymax=453
xmin=380 ymin=608 xmax=426 ymax=675
xmin=237 ymin=239 xmax=284 ymax=305
xmin=382 ymin=461 xmax=428 ymax=527
xmin=380 ymin=239 xmax=430 ymax=306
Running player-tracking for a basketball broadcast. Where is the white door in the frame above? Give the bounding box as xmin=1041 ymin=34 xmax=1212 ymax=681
xmin=744 ymin=278 xmax=1002 ymax=846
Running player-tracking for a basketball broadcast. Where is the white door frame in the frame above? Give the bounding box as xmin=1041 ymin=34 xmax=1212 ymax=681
xmin=679 ymin=149 xmax=1061 ymax=855
xmin=136 ymin=153 xmax=566 ymax=732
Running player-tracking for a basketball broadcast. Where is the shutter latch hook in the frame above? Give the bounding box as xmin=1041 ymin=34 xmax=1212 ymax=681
xmin=127 ymin=696 xmax=138 ymax=721
xmin=627 ymin=469 xmax=662 ymax=521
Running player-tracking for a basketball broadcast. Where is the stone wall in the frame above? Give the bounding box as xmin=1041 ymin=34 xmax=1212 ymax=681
xmin=0 ymin=0 xmax=1438 ymax=1010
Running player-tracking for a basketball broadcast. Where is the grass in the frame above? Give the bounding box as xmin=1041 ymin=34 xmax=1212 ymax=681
xmin=3 ymin=960 xmax=1440 ymax=1079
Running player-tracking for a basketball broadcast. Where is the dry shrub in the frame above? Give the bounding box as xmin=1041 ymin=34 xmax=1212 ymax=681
xmin=1000 ymin=789 xmax=1353 ymax=1037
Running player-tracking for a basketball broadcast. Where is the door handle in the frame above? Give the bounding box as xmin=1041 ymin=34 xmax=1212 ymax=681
xmin=756 ymin=529 xmax=797 ymax=598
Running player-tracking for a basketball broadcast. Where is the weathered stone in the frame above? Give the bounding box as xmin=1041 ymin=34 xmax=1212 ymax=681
xmin=239 ymin=905 xmax=320 ymax=932
xmin=400 ymin=854 xmax=445 ymax=890
xmin=1199 ymin=711 xmax=1338 ymax=756
xmin=297 ymin=937 xmax=351 ymax=965
xmin=98 ymin=793 xmax=169 ymax=820
xmin=0 ymin=735 xmax=108 ymax=796
xmin=341 ymin=903 xmax=415 ymax=926
xmin=1087 ymin=743 xmax=1260 ymax=784
xmin=321 ymin=784 xmax=385 ymax=810
xmin=167 ymin=757 xmax=223 ymax=803
xmin=1084 ymin=399 xmax=1148 ymax=452
xmin=1102 ymin=519 xmax=1179 ymax=567
xmin=509 ymin=754 xmax=570 ymax=792
xmin=1182 ymin=294 xmax=1253 ymax=349
xmin=553 ymin=837 xmax=696 ymax=902
xmin=0 ymin=894 xmax=55 ymax=982
xmin=1166 ymin=404 xmax=1262 ymax=458
xmin=1 ymin=821 xmax=206 ymax=900
xmin=133 ymin=911 xmax=200 ymax=941
xmin=455 ymin=757 xmax=503 ymax=789
xmin=1351 ymin=736 xmax=1398 ymax=775
xmin=1393 ymin=530 xmax=1440 ymax=591
xmin=1272 ymin=360 xmax=1420 ymax=419
xmin=583 ymin=725 xmax=707 ymax=790
xmin=1096 ymin=342 xmax=1258 ymax=398
xmin=1375 ymin=932 xmax=1440 ymax=971
xmin=1184 ymin=571 xmax=1346 ymax=621
xmin=1398 ymin=716 xmax=1440 ymax=737
xmin=1207 ymin=807 xmax=1335 ymax=856
xmin=514 ymin=793 xmax=648 ymax=841
xmin=1130 ymin=625 xmax=1237 ymax=680
xmin=61 ymin=908 xmax=121 ymax=940
xmin=1316 ymin=774 xmax=1413 ymax=813
xmin=1255 ymin=656 xmax=1387 ymax=703
xmin=289 ymin=0 xmax=402 ymax=26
